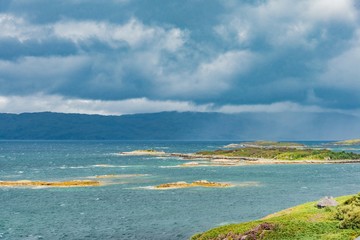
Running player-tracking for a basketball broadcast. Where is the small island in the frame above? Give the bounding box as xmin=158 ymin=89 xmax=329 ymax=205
xmin=192 ymin=193 xmax=360 ymax=239
xmin=116 ymin=143 xmax=360 ymax=165
xmin=197 ymin=147 xmax=360 ymax=161
xmin=0 ymin=180 xmax=102 ymax=188
xmin=154 ymin=180 xmax=232 ymax=189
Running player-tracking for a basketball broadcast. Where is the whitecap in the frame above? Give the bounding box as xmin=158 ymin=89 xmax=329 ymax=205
xmin=159 ymin=166 xmax=180 ymax=168
xmin=129 ymin=186 xmax=156 ymax=190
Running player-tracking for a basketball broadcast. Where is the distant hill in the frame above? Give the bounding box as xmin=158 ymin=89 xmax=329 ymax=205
xmin=0 ymin=111 xmax=359 ymax=140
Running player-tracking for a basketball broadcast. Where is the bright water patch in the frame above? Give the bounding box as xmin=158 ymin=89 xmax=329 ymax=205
xmin=0 ymin=141 xmax=360 ymax=239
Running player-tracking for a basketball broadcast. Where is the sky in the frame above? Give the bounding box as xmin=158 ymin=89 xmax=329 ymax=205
xmin=0 ymin=0 xmax=359 ymax=116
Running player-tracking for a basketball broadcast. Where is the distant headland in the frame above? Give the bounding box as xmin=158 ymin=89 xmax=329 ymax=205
xmin=1 ymin=111 xmax=360 ymax=140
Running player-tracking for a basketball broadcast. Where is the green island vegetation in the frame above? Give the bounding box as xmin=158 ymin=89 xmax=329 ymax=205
xmin=243 ymin=141 xmax=305 ymax=148
xmin=192 ymin=193 xmax=360 ymax=240
xmin=142 ymin=149 xmax=158 ymax=152
xmin=197 ymin=147 xmax=360 ymax=160
xmin=333 ymin=139 xmax=360 ymax=146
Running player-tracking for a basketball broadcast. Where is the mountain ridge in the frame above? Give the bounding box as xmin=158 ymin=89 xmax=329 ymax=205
xmin=0 ymin=111 xmax=359 ymax=140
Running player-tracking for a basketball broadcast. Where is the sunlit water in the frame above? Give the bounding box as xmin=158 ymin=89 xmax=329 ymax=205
xmin=1 ymin=141 xmax=360 ymax=240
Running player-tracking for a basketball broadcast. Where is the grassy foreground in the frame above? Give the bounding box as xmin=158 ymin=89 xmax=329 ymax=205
xmin=197 ymin=147 xmax=360 ymax=161
xmin=191 ymin=194 xmax=360 ymax=240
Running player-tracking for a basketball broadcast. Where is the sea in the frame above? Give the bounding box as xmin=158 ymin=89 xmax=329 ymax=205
xmin=1 ymin=141 xmax=360 ymax=240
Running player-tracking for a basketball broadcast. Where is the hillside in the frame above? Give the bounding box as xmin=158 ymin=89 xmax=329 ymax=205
xmin=192 ymin=194 xmax=360 ymax=240
xmin=0 ymin=111 xmax=360 ymax=140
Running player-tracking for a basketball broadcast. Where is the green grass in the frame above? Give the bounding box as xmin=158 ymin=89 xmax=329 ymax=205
xmin=191 ymin=195 xmax=360 ymax=240
xmin=197 ymin=147 xmax=360 ymax=160
xmin=336 ymin=194 xmax=360 ymax=229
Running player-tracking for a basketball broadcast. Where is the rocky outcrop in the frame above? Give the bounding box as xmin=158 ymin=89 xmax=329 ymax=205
xmin=317 ymin=196 xmax=338 ymax=208
xmin=154 ymin=180 xmax=232 ymax=189
xmin=215 ymin=223 xmax=276 ymax=240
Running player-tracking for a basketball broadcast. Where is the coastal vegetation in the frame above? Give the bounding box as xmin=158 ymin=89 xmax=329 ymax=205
xmin=197 ymin=147 xmax=360 ymax=161
xmin=335 ymin=194 xmax=360 ymax=229
xmin=192 ymin=194 xmax=360 ymax=240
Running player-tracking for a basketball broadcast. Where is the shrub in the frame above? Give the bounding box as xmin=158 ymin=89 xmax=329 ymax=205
xmin=335 ymin=193 xmax=360 ymax=229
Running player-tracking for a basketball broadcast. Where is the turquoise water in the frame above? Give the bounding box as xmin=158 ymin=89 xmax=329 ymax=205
xmin=1 ymin=141 xmax=360 ymax=240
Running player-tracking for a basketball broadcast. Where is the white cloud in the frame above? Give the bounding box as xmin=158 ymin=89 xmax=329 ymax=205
xmin=217 ymin=101 xmax=325 ymax=114
xmin=0 ymin=14 xmax=50 ymax=42
xmin=0 ymin=48 xmax=258 ymax=101
xmin=0 ymin=15 xmax=195 ymax=99
xmin=318 ymin=29 xmax=360 ymax=90
xmin=0 ymin=14 xmax=187 ymax=51
xmin=2 ymin=1 xmax=358 ymax=110
xmin=0 ymin=12 xmax=262 ymax=102
xmin=0 ymin=94 xmax=350 ymax=116
xmin=320 ymin=47 xmax=360 ymax=89
xmin=306 ymin=0 xmax=357 ymax=23
xmin=154 ymin=50 xmax=258 ymax=98
xmin=216 ymin=0 xmax=358 ymax=48
xmin=0 ymin=95 xmax=213 ymax=115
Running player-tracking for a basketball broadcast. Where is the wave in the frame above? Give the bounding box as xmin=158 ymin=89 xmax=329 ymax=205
xmin=58 ymin=164 xmax=136 ymax=169
xmin=159 ymin=165 xmax=180 ymax=168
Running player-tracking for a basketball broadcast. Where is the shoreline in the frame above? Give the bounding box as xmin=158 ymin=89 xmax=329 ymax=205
xmin=120 ymin=151 xmax=360 ymax=165
xmin=172 ymin=153 xmax=360 ymax=164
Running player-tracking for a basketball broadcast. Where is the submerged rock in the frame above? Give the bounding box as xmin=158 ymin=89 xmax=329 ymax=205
xmin=317 ymin=196 xmax=338 ymax=208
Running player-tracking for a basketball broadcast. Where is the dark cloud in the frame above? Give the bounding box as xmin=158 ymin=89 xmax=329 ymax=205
xmin=0 ymin=0 xmax=359 ymax=113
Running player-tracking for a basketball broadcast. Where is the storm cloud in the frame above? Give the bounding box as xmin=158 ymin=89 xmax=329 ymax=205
xmin=0 ymin=0 xmax=359 ymax=115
